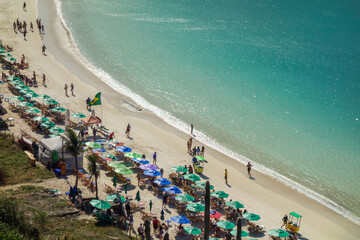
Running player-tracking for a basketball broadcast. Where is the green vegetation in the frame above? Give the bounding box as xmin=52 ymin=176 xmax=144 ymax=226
xmin=0 ymin=133 xmax=53 ymax=185
xmin=0 ymin=186 xmax=134 ymax=240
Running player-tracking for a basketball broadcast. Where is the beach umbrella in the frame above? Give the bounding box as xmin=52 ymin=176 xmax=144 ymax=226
xmin=211 ymin=191 xmax=229 ymax=199
xmin=36 ymin=94 xmax=51 ymax=99
xmin=124 ymin=152 xmax=143 ymax=159
xmin=116 ymin=146 xmax=132 ymax=153
xmin=171 ymin=166 xmax=188 ymax=173
xmin=183 ymin=173 xmax=201 ymax=182
xmin=135 ymin=191 xmax=141 ymax=201
xmin=184 ymin=227 xmax=202 ymax=236
xmin=90 ymin=199 xmax=111 ymax=210
xmin=216 ymin=221 xmax=235 ymax=230
xmin=170 ymin=215 xmax=190 ymax=224
xmin=114 ymin=168 xmax=133 ymax=175
xmin=192 ymin=182 xmax=214 ymax=190
xmin=186 ymin=203 xmax=205 ymax=212
xmin=225 ymin=201 xmax=244 ymax=209
xmin=40 ymin=121 xmax=55 ymax=128
xmin=44 ymin=99 xmax=59 ymax=105
xmin=133 ymin=158 xmax=150 ymax=164
xmin=25 ymin=108 xmax=41 ymax=114
xmin=112 ymin=176 xmax=117 ymax=188
xmin=49 ymin=134 xmax=60 ymax=138
xmin=18 ymin=101 xmax=34 ymax=108
xmin=106 ymin=194 xmax=125 ymax=203
xmin=195 ymin=155 xmax=206 ymax=162
xmin=230 ymin=230 xmax=249 ymax=237
xmin=243 ymin=212 xmax=261 ymax=221
xmin=14 ymin=85 xmax=28 ymax=91
xmin=104 ymin=154 xmax=117 ymax=160
xmin=25 ymin=92 xmax=39 ymax=98
xmin=71 ymin=112 xmax=86 ymax=119
xmin=0 ymin=53 xmax=11 ymax=56
xmin=33 ymin=116 xmax=49 ymax=122
xmin=49 ymin=127 xmax=65 ymax=134
xmin=149 ymin=200 xmax=153 ymax=211
xmin=4 ymin=57 xmax=16 ymax=62
xmin=162 ymin=186 xmax=182 ymax=194
xmin=144 ymin=169 xmax=161 ymax=177
xmin=209 ymin=238 xmax=219 ymax=240
xmin=92 ymin=148 xmax=105 ymax=153
xmin=19 ymin=89 xmax=31 ymax=95
xmin=6 ymin=76 xmax=20 ymax=80
xmin=108 ymin=162 xmax=126 ymax=168
xmin=210 ymin=210 xmax=222 ymax=219
xmin=153 ymin=178 xmax=172 ymax=186
xmin=175 ymin=194 xmax=195 ymax=202
xmin=10 ymin=96 xmax=24 ymax=101
xmin=50 ymin=106 xmax=66 ymax=112
xmin=85 ymin=141 xmax=102 ymax=149
xmin=268 ymin=229 xmax=290 ymax=238
xmin=139 ymin=164 xmax=158 ymax=171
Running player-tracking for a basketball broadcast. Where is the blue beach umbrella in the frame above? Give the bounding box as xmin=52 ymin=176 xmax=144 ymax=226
xmin=116 ymin=146 xmax=132 ymax=153
xmin=133 ymin=158 xmax=150 ymax=164
xmin=170 ymin=215 xmax=191 ymax=224
xmin=92 ymin=148 xmax=106 ymax=153
xmin=162 ymin=186 xmax=182 ymax=194
xmin=153 ymin=178 xmax=172 ymax=186
xmin=144 ymin=170 xmax=161 ymax=177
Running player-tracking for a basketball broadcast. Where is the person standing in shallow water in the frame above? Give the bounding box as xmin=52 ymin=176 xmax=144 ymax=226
xmin=190 ymin=124 xmax=194 ymax=135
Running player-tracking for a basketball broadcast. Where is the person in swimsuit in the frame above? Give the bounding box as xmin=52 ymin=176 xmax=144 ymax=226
xmin=247 ymin=162 xmax=252 ymax=178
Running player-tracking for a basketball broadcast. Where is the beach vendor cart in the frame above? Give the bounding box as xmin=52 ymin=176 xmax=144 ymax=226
xmin=193 ymin=155 xmax=206 ymax=173
xmin=286 ymin=212 xmax=302 ymax=232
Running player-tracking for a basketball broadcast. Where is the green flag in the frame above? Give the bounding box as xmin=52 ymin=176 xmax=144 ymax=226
xmin=90 ymin=92 xmax=101 ymax=106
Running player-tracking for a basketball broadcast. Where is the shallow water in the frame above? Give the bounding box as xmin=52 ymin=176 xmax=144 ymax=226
xmin=59 ymin=0 xmax=360 ymax=222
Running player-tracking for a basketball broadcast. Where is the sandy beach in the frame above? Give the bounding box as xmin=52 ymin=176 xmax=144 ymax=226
xmin=1 ymin=0 xmax=360 ymax=239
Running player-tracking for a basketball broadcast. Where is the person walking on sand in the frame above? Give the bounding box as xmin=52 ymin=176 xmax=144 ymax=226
xmin=42 ymin=74 xmax=46 ymax=86
xmin=13 ymin=21 xmax=17 ymax=33
xmin=42 ymin=44 xmax=46 ymax=55
xmin=70 ymin=83 xmax=74 ymax=96
xmin=64 ymin=84 xmax=68 ymax=96
xmin=224 ymin=169 xmax=228 ymax=184
xmin=30 ymin=22 xmax=33 ymax=32
xmin=281 ymin=214 xmax=288 ymax=229
xmin=247 ymin=162 xmax=252 ymax=178
xmin=86 ymin=97 xmax=91 ymax=110
xmin=125 ymin=123 xmax=131 ymax=137
xmin=23 ymin=30 xmax=27 ymax=41
xmin=190 ymin=124 xmax=194 ymax=135
xmin=201 ymin=146 xmax=205 ymax=157
xmin=23 ymin=2 xmax=26 ymax=11
xmin=153 ymin=152 xmax=157 ymax=165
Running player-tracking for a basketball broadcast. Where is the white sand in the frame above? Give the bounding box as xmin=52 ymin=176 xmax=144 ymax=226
xmin=1 ymin=0 xmax=360 ymax=239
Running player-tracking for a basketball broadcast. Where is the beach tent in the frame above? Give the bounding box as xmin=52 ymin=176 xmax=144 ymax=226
xmin=38 ymin=136 xmax=83 ymax=168
xmin=82 ymin=116 xmax=101 ymax=125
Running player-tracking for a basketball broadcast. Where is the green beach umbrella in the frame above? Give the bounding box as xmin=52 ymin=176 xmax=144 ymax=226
xmin=195 ymin=155 xmax=206 ymax=162
xmin=14 ymin=85 xmax=28 ymax=91
xmin=135 ymin=191 xmax=141 ymax=201
xmin=192 ymin=182 xmax=214 ymax=190
xmin=112 ymin=175 xmax=117 ymax=188
xmin=114 ymin=168 xmax=133 ymax=175
xmin=184 ymin=227 xmax=202 ymax=236
xmin=175 ymin=194 xmax=195 ymax=202
xmin=211 ymin=191 xmax=229 ymax=199
xmin=40 ymin=121 xmax=55 ymax=128
xmin=33 ymin=116 xmax=49 ymax=122
xmin=71 ymin=112 xmax=86 ymax=118
xmin=268 ymin=229 xmax=290 ymax=238
xmin=10 ymin=96 xmax=24 ymax=101
xmin=25 ymin=91 xmax=39 ymax=98
xmin=0 ymin=53 xmax=11 ymax=56
xmin=243 ymin=212 xmax=261 ymax=221
xmin=49 ymin=127 xmax=65 ymax=134
xmin=44 ymin=99 xmax=59 ymax=105
xmin=50 ymin=106 xmax=66 ymax=112
xmin=225 ymin=201 xmax=244 ymax=209
xmin=9 ymin=80 xmax=22 ymax=85
xmin=36 ymin=94 xmax=51 ymax=99
xmin=49 ymin=133 xmax=60 ymax=138
xmin=171 ymin=166 xmax=188 ymax=173
xmin=216 ymin=221 xmax=235 ymax=230
xmin=4 ymin=57 xmax=16 ymax=62
xmin=104 ymin=154 xmax=117 ymax=160
xmin=85 ymin=141 xmax=102 ymax=149
xmin=108 ymin=162 xmax=126 ymax=168
xmin=106 ymin=194 xmax=125 ymax=203
xmin=124 ymin=152 xmax=143 ymax=159
xmin=183 ymin=173 xmax=201 ymax=182
xmin=209 ymin=238 xmax=219 ymax=240
xmin=19 ymin=89 xmax=31 ymax=94
xmin=186 ymin=203 xmax=205 ymax=212
xmin=230 ymin=230 xmax=249 ymax=237
xmin=90 ymin=199 xmax=111 ymax=210
xmin=18 ymin=101 xmax=34 ymax=108
xmin=25 ymin=108 xmax=41 ymax=114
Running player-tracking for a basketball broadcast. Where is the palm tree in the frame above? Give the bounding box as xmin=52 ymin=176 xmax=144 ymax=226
xmin=87 ymin=154 xmax=100 ymax=199
xmin=204 ymin=181 xmax=210 ymax=240
xmin=63 ymin=129 xmax=84 ymax=188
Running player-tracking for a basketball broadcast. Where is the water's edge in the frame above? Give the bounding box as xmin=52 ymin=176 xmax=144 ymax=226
xmin=52 ymin=0 xmax=360 ymax=225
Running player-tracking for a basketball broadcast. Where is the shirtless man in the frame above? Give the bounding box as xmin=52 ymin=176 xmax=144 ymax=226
xmin=247 ymin=162 xmax=252 ymax=178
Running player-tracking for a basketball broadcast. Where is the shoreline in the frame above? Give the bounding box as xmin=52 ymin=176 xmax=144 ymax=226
xmin=1 ymin=0 xmax=360 ymax=239
xmin=42 ymin=0 xmax=360 ymax=227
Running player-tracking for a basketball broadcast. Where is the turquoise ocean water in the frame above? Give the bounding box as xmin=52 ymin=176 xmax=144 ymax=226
xmin=57 ymin=0 xmax=360 ymax=222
